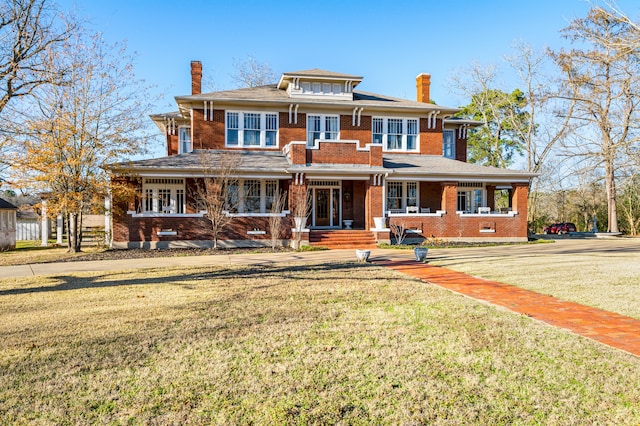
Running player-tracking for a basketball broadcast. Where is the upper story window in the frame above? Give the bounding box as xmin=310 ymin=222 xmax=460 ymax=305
xmin=226 ymin=111 xmax=278 ymax=148
xmin=443 ymin=129 xmax=455 ymax=159
xmin=178 ymin=126 xmax=192 ymax=154
xmin=372 ymin=117 xmax=419 ymax=152
xmin=307 ymin=114 xmax=339 ymax=147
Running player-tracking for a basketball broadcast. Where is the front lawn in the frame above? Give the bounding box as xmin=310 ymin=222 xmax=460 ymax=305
xmin=1 ymin=262 xmax=638 ymax=424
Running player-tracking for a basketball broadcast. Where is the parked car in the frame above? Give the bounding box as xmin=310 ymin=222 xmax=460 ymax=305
xmin=556 ymin=222 xmax=576 ymax=234
xmin=543 ymin=222 xmax=576 ymax=234
xmin=543 ymin=223 xmax=560 ymax=234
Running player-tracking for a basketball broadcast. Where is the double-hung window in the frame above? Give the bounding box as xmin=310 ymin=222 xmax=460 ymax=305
xmin=443 ymin=130 xmax=455 ymax=159
xmin=226 ymin=111 xmax=278 ymax=148
xmin=307 ymin=114 xmax=339 ymax=147
xmin=227 ymin=179 xmax=280 ymax=214
xmin=386 ymin=181 xmax=418 ymax=211
xmin=142 ymin=178 xmax=185 ymax=214
xmin=372 ymin=117 xmax=419 ymax=151
xmin=178 ymin=126 xmax=192 ymax=154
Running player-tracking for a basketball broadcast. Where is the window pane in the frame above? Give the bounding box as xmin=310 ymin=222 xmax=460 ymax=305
xmin=407 ymin=119 xmax=417 ymax=150
xmin=457 ymin=191 xmax=467 ymax=212
xmin=265 ymin=131 xmax=276 ymax=146
xmin=372 ymin=118 xmax=383 ymax=144
xmin=265 ymin=180 xmax=277 ymax=212
xmin=227 ymin=113 xmax=239 ymax=146
xmin=244 ymin=179 xmax=261 ymax=213
xmin=226 ymin=182 xmax=238 ymax=213
xmin=179 ymin=127 xmax=191 ymax=153
xmin=145 ymin=188 xmax=153 ymax=212
xmin=307 ymin=115 xmax=321 ymax=146
xmin=407 ymin=182 xmax=417 ymax=206
xmin=265 ymin=114 xmax=277 ymax=130
xmin=158 ymin=189 xmax=171 ymax=213
xmin=325 ymin=116 xmax=338 ymax=139
xmin=443 ymin=130 xmax=455 ymax=158
xmin=387 ymin=119 xmax=403 ymax=150
xmin=265 ymin=114 xmax=277 ymax=146
xmin=176 ymin=189 xmax=184 ymax=214
xmin=387 ymin=182 xmax=403 ymax=209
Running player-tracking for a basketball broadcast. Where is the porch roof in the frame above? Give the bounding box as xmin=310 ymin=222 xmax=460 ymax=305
xmin=384 ymin=155 xmax=537 ymax=182
xmin=107 ymin=150 xmax=291 ymax=177
xmin=107 ymin=151 xmax=536 ymax=182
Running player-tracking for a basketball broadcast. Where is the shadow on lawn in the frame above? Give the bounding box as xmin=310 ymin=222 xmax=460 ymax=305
xmin=0 ymin=262 xmax=382 ymax=296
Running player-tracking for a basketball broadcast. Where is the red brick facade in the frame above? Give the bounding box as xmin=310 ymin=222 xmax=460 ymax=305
xmin=112 ymin=67 xmax=533 ymax=248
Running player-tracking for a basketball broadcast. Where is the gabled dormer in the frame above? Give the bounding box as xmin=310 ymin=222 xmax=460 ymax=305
xmin=277 ymin=69 xmax=363 ymax=101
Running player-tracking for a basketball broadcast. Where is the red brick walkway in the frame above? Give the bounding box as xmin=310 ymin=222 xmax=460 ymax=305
xmin=375 ymin=259 xmax=640 ymax=357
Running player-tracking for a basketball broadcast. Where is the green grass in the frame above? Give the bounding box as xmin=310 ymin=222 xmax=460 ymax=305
xmin=1 ymin=241 xmax=107 ymax=266
xmin=429 ymin=243 xmax=640 ymax=319
xmin=1 ymin=262 xmax=638 ymax=424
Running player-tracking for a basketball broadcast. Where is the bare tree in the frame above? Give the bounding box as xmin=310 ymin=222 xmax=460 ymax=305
xmin=231 ymin=55 xmax=276 ymax=88
xmin=192 ymin=151 xmax=241 ymax=249
xmin=9 ymin=29 xmax=154 ymax=252
xmin=550 ymin=6 xmax=640 ymax=232
xmin=290 ymin=187 xmax=311 ymax=249
xmin=0 ymin=0 xmax=74 ymax=115
xmin=0 ymin=0 xmax=75 ymax=177
xmin=268 ymin=190 xmax=287 ymax=251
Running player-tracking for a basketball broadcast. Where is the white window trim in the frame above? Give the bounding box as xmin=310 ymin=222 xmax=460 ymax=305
xmin=306 ymin=114 xmax=340 ymax=147
xmin=178 ymin=126 xmax=192 ymax=154
xmin=228 ymin=179 xmax=280 ymax=216
xmin=225 ymin=111 xmax=279 ymax=148
xmin=456 ymin=185 xmax=484 ymax=214
xmin=372 ymin=117 xmax=420 ymax=152
xmin=141 ymin=178 xmax=186 ymax=215
xmin=385 ymin=181 xmax=419 ymax=212
xmin=443 ymin=129 xmax=456 ymax=159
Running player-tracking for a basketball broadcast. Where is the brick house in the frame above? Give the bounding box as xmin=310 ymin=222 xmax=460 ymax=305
xmin=108 ymin=62 xmax=536 ymax=249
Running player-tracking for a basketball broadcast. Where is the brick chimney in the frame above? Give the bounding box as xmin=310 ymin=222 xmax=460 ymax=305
xmin=191 ymin=61 xmax=202 ymax=95
xmin=416 ymin=73 xmax=431 ymax=103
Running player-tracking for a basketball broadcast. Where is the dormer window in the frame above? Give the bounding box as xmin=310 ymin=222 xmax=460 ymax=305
xmin=300 ymin=82 xmax=344 ymax=96
xmin=279 ymin=69 xmax=363 ymax=100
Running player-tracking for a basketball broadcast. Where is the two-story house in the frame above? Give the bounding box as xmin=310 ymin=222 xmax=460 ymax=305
xmin=108 ymin=62 xmax=535 ymax=249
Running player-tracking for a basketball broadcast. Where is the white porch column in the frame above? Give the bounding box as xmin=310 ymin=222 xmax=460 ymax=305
xmin=56 ymin=214 xmax=63 ymax=245
xmin=104 ymin=195 xmax=112 ymax=247
xmin=41 ymin=200 xmax=49 ymax=246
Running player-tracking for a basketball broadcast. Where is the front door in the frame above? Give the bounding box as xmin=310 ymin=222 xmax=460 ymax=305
xmin=311 ymin=185 xmax=341 ymax=227
xmin=315 ymin=189 xmax=330 ymax=227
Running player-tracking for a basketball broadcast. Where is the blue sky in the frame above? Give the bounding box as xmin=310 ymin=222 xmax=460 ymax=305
xmin=59 ymin=0 xmax=639 ymax=131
